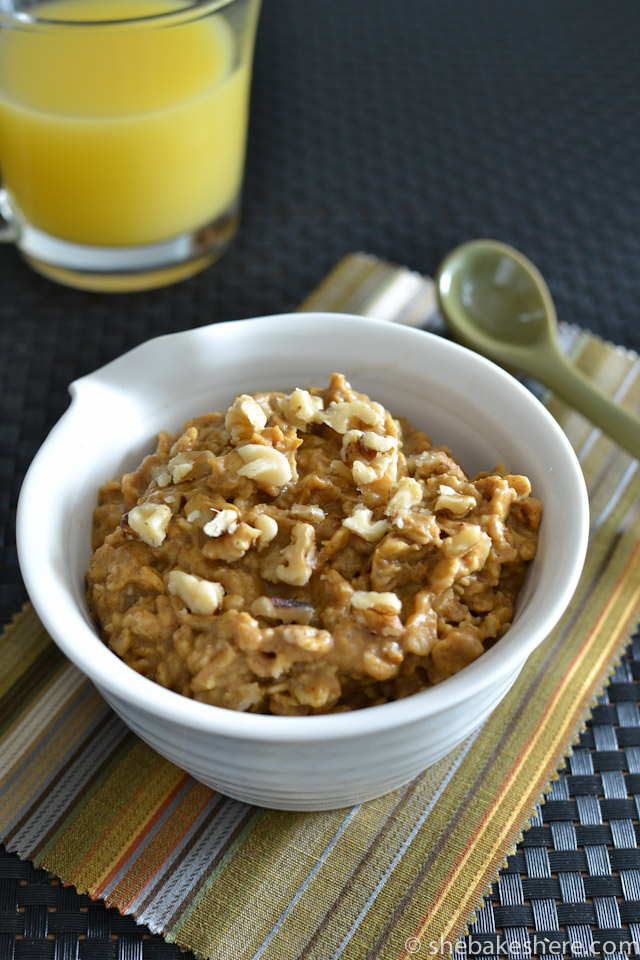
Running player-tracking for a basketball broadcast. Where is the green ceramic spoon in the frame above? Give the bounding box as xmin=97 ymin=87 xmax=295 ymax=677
xmin=436 ymin=239 xmax=640 ymax=460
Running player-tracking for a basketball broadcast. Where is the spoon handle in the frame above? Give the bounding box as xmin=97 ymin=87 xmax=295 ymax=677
xmin=537 ymin=346 xmax=640 ymax=460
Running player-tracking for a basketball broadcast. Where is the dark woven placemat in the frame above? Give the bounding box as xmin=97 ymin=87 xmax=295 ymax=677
xmin=462 ymin=630 xmax=640 ymax=958
xmin=0 ymin=853 xmax=195 ymax=960
xmin=1 ymin=0 xmax=640 ymax=955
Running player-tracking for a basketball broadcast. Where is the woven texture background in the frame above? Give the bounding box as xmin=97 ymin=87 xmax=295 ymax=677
xmin=463 ymin=634 xmax=640 ymax=958
xmin=1 ymin=0 xmax=640 ymax=956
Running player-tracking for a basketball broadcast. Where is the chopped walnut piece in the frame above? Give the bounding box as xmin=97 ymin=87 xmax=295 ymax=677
xmin=442 ymin=524 xmax=488 ymax=558
xmin=202 ymin=522 xmax=261 ymax=562
xmin=126 ymin=503 xmax=172 ymax=547
xmin=385 ymin=477 xmax=423 ymax=518
xmin=279 ymin=624 xmax=333 ymax=654
xmin=253 ymin=514 xmax=278 ymax=546
xmin=225 ymin=394 xmax=268 ymax=444
xmin=167 ymin=571 xmax=224 ymax=616
xmin=341 ymin=428 xmax=399 ymax=493
xmin=291 ymin=503 xmax=326 ymax=521
xmin=361 ymin=431 xmax=397 ymax=453
xmin=341 ymin=429 xmax=397 ymax=459
xmin=323 ymin=399 xmax=385 ymax=434
xmin=394 ymin=510 xmax=440 ymax=545
xmin=412 ymin=449 xmax=466 ymax=482
xmin=351 ymin=596 xmax=404 ymax=637
xmin=278 ymin=388 xmax=324 ymax=429
xmin=276 ymin=522 xmax=317 ymax=586
xmin=434 ymin=484 xmax=476 ymax=515
xmin=203 ymin=508 xmax=239 ymax=538
xmin=251 ymin=596 xmax=314 ymax=625
xmin=167 ymin=453 xmax=193 ymax=484
xmin=351 ymin=460 xmax=377 ymax=485
xmin=237 ymin=444 xmax=292 ymax=487
xmin=342 ymin=505 xmax=389 ymax=542
xmin=351 ymin=590 xmax=402 ymax=614
xmin=173 ymin=464 xmax=192 ymax=483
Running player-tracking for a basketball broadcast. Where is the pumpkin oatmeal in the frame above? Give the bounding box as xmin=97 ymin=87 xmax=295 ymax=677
xmin=86 ymin=373 xmax=541 ymax=715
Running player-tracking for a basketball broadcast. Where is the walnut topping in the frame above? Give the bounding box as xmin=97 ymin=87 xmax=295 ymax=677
xmin=167 ymin=453 xmax=193 ymax=484
xmin=127 ymin=503 xmax=172 ymax=547
xmin=254 ymin=514 xmax=278 ymax=546
xmin=341 ymin=429 xmax=397 ymax=457
xmin=279 ymin=624 xmax=333 ymax=654
xmin=340 ymin=430 xmax=361 ymax=459
xmin=156 ymin=472 xmax=171 ymax=488
xmin=278 ymin=388 xmax=324 ymax=429
xmin=351 ymin=590 xmax=402 ymax=614
xmin=342 ymin=505 xmax=389 ymax=542
xmin=202 ymin=522 xmax=261 ymax=561
xmin=225 ymin=394 xmax=267 ymax=444
xmin=351 ymin=591 xmax=404 ymax=641
xmin=251 ymin=596 xmax=314 ymax=625
xmin=291 ymin=503 xmax=326 ymax=521
xmin=351 ymin=460 xmax=378 ymax=486
xmin=434 ymin=484 xmax=476 ymax=515
xmin=276 ymin=522 xmax=316 ymax=586
xmin=361 ymin=431 xmax=397 ymax=453
xmin=412 ymin=449 xmax=466 ymax=482
xmin=237 ymin=444 xmax=292 ymax=487
xmin=385 ymin=477 xmax=423 ymax=518
xmin=167 ymin=570 xmax=224 ymax=615
xmin=322 ymin=399 xmax=385 ymax=434
xmin=174 ymin=464 xmax=192 ymax=483
xmin=203 ymin=508 xmax=239 ymax=538
xmin=341 ymin=429 xmax=399 ymax=491
xmin=442 ymin=524 xmax=490 ymax=558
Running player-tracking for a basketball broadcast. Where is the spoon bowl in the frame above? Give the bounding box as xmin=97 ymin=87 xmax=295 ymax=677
xmin=436 ymin=239 xmax=640 ymax=460
xmin=439 ymin=240 xmax=553 ymax=349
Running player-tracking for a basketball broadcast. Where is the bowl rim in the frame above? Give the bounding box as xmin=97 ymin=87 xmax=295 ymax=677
xmin=17 ymin=311 xmax=590 ymax=742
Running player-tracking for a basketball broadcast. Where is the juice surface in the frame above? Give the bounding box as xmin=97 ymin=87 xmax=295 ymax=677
xmin=0 ymin=0 xmax=252 ymax=245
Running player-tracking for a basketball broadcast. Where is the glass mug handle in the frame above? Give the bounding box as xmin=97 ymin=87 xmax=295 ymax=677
xmin=0 ymin=189 xmax=18 ymax=242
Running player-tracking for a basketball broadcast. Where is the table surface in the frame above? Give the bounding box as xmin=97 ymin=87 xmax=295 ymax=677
xmin=1 ymin=1 xmax=639 ymax=957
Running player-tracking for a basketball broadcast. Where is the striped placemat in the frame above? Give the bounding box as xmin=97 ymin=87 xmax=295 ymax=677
xmin=1 ymin=253 xmax=639 ymax=960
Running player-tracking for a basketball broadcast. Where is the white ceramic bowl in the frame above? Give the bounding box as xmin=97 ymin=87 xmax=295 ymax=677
xmin=17 ymin=313 xmax=589 ymax=810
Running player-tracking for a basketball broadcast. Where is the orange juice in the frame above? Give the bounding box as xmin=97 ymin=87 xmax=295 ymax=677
xmin=0 ymin=0 xmax=256 ymax=246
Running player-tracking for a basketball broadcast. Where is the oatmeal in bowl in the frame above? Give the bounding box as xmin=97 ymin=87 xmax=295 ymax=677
xmin=87 ymin=372 xmax=541 ymax=716
xmin=17 ymin=313 xmax=587 ymax=808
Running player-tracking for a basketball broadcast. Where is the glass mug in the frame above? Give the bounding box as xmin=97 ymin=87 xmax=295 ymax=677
xmin=0 ymin=0 xmax=261 ymax=291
